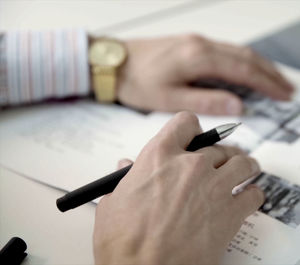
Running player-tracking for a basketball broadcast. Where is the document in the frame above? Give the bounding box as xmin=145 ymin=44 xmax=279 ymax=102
xmin=1 ymin=63 xmax=300 ymax=264
xmin=220 ymin=139 xmax=300 ymax=265
xmin=0 ymin=102 xmax=148 ymax=191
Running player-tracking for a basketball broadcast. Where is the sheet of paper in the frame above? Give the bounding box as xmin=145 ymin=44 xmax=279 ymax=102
xmin=222 ymin=211 xmax=300 ymax=265
xmin=0 ymin=101 xmax=148 ymax=191
xmin=220 ymin=138 xmax=300 ymax=265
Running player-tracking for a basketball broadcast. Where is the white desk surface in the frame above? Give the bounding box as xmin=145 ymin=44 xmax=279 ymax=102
xmin=0 ymin=167 xmax=95 ymax=264
xmin=0 ymin=0 xmax=198 ymax=31
xmin=113 ymin=0 xmax=300 ymax=45
xmin=1 ymin=1 xmax=300 ymax=264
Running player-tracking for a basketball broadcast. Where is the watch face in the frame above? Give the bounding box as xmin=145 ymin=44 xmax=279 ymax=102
xmin=89 ymin=39 xmax=127 ymax=67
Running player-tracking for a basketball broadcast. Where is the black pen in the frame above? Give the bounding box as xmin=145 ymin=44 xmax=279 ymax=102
xmin=57 ymin=122 xmax=241 ymax=212
xmin=0 ymin=237 xmax=27 ymax=265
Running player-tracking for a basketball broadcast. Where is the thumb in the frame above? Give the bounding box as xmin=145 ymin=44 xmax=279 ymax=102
xmin=165 ymin=87 xmax=243 ymax=115
xmin=117 ymin=158 xmax=133 ymax=170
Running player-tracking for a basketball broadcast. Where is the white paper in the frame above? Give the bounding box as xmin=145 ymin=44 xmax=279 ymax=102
xmin=221 ymin=137 xmax=300 ymax=265
xmin=222 ymin=211 xmax=300 ymax=265
xmin=0 ymin=101 xmax=148 ymax=191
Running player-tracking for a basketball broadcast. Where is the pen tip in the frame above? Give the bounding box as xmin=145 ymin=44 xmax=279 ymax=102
xmin=231 ymin=122 xmax=242 ymax=132
xmin=216 ymin=122 xmax=242 ymax=140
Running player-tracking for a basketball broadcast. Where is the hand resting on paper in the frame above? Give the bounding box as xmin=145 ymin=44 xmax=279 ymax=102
xmin=93 ymin=111 xmax=265 ymax=265
xmin=117 ymin=34 xmax=294 ymax=115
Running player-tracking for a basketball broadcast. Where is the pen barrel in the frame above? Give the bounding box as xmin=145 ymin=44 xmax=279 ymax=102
xmin=0 ymin=237 xmax=27 ymax=264
xmin=186 ymin=129 xmax=220 ymax=151
xmin=56 ymin=164 xmax=132 ymax=212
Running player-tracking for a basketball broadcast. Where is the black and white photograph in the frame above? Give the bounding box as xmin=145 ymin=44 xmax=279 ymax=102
xmin=252 ymin=173 xmax=300 ymax=228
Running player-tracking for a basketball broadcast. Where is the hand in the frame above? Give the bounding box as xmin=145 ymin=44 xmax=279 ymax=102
xmin=93 ymin=111 xmax=265 ymax=265
xmin=118 ymin=34 xmax=294 ymax=115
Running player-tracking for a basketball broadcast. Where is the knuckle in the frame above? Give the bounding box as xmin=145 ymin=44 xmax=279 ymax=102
xmin=190 ymin=153 xmax=207 ymax=166
xmin=195 ymin=152 xmax=208 ymax=163
xmin=239 ymin=61 xmax=255 ymax=77
xmin=213 ymin=144 xmax=229 ymax=154
xmin=217 ymin=144 xmax=245 ymax=157
xmin=175 ymin=111 xmax=199 ymax=127
xmin=180 ymin=35 xmax=210 ymax=60
xmin=155 ymin=137 xmax=173 ymax=156
xmin=242 ymin=46 xmax=256 ymax=59
xmin=229 ymin=145 xmax=246 ymax=156
xmin=181 ymin=33 xmax=201 ymax=43
xmin=180 ymin=153 xmax=210 ymax=175
xmin=232 ymin=155 xmax=254 ymax=172
xmin=198 ymin=91 xmax=238 ymax=115
xmin=142 ymin=136 xmax=172 ymax=162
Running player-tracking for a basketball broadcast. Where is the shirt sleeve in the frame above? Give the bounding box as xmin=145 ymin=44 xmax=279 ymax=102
xmin=0 ymin=29 xmax=90 ymax=106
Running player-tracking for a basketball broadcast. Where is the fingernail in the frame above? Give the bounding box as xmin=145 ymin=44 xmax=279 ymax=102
xmin=226 ymin=99 xmax=242 ymax=115
xmin=251 ymin=159 xmax=260 ymax=174
xmin=117 ymin=159 xmax=132 ymax=169
xmin=118 ymin=160 xmax=127 ymax=169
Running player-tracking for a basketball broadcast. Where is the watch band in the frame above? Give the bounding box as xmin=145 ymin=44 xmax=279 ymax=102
xmin=92 ymin=66 xmax=116 ymax=102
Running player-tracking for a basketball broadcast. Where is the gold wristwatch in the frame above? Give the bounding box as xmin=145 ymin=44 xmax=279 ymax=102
xmin=88 ymin=38 xmax=127 ymax=102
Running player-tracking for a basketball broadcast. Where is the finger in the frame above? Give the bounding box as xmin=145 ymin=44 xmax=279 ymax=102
xmin=210 ymin=49 xmax=291 ymax=100
xmin=195 ymin=144 xmax=245 ymax=168
xmin=210 ymin=41 xmax=294 ymax=93
xmin=219 ymin=43 xmax=294 ymax=92
xmin=234 ymin=185 xmax=265 ymax=220
xmin=156 ymin=111 xmax=202 ymax=150
xmin=217 ymin=155 xmax=261 ymax=191
xmin=117 ymin=158 xmax=133 ymax=170
xmin=164 ymin=87 xmax=243 ymax=115
xmin=180 ymin=46 xmax=291 ymax=100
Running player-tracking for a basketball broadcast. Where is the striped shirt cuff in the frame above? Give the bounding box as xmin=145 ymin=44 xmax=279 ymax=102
xmin=0 ymin=29 xmax=90 ymax=106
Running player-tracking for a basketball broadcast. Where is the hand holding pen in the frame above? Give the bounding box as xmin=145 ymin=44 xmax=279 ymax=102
xmin=57 ymin=115 xmax=241 ymax=211
xmin=90 ymin=111 xmax=264 ymax=265
xmin=57 ymin=112 xmax=263 ymax=212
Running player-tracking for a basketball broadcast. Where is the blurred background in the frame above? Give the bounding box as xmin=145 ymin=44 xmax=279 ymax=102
xmin=1 ymin=0 xmax=300 ymax=67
